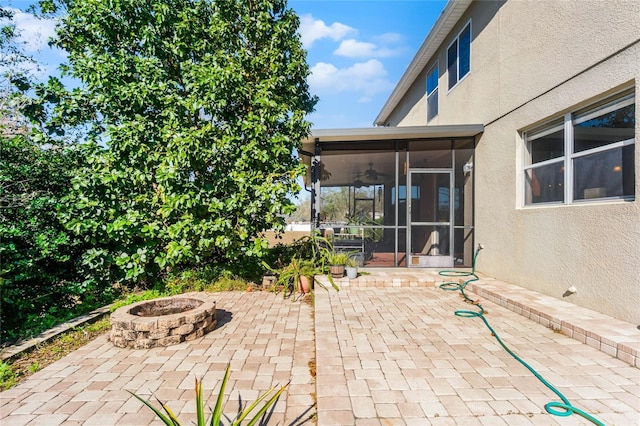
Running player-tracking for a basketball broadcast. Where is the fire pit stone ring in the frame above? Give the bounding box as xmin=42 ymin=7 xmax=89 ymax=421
xmin=109 ymin=293 xmax=217 ymax=349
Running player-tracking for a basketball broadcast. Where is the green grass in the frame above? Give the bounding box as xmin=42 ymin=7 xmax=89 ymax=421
xmin=110 ymin=275 xmax=253 ymax=312
xmin=0 ymin=361 xmax=16 ymax=390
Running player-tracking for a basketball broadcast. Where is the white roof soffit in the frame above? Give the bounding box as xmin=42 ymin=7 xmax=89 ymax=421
xmin=374 ymin=0 xmax=473 ymax=126
xmin=301 ymin=124 xmax=483 ymax=146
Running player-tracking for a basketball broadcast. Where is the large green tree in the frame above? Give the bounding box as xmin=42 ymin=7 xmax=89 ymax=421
xmin=32 ymin=0 xmax=317 ymax=284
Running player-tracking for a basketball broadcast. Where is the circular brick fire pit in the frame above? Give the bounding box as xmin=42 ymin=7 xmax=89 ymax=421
xmin=110 ymin=294 xmax=216 ymax=349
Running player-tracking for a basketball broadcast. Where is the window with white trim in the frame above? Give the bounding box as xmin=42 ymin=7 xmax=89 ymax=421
xmin=524 ymin=90 xmax=635 ymax=205
xmin=447 ymin=21 xmax=471 ymax=90
xmin=426 ymin=63 xmax=438 ymax=121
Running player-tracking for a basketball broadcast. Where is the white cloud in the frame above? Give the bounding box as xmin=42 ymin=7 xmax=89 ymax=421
xmin=298 ymin=14 xmax=355 ymax=49
xmin=4 ymin=8 xmax=57 ymax=53
xmin=374 ymin=32 xmax=404 ymax=44
xmin=333 ymin=39 xmax=400 ymax=58
xmin=308 ymin=59 xmax=394 ymax=103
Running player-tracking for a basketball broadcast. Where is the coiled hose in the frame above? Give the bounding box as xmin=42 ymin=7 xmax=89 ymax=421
xmin=439 ymin=245 xmax=605 ymax=425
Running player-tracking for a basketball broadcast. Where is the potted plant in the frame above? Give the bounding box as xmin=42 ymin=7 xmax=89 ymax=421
xmin=261 ymin=231 xmax=340 ymax=299
xmin=327 ymin=251 xmax=349 ymax=278
xmin=263 ymin=256 xmax=338 ymax=299
xmin=345 ymin=257 xmax=358 ymax=279
xmin=277 ymin=257 xmax=309 ymax=296
xmin=297 ymin=259 xmax=321 ymax=294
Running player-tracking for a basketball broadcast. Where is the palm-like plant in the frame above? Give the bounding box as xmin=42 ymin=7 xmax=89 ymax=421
xmin=261 ymin=231 xmax=340 ymax=298
xmin=263 ymin=256 xmax=338 ymax=299
xmin=129 ymin=363 xmax=288 ymax=425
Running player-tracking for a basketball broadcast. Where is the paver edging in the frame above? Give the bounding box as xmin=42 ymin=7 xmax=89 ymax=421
xmin=0 ymin=305 xmax=112 ymax=362
xmin=467 ymin=279 xmax=640 ymax=368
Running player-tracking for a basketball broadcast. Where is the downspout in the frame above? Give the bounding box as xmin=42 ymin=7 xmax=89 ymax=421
xmin=309 ymin=138 xmax=322 ymax=229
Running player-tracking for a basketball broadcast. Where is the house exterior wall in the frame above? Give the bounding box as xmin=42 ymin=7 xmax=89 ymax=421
xmin=384 ymin=0 xmax=640 ymax=323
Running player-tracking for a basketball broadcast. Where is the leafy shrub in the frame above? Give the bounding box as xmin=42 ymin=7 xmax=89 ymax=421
xmin=0 ymin=135 xmax=114 ymax=343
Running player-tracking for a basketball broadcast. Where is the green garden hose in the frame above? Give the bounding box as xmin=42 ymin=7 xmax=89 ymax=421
xmin=438 ymin=245 xmax=605 ymax=426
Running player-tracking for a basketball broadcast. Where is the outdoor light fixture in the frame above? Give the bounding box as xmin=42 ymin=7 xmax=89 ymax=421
xmin=463 ymin=162 xmax=473 ymax=175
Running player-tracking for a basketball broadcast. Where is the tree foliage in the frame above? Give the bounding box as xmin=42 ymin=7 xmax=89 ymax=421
xmin=30 ymin=0 xmax=317 ymax=285
xmin=0 ymin=7 xmax=97 ymax=343
xmin=0 ymin=136 xmax=99 ymax=342
xmin=1 ymin=6 xmax=38 ymax=131
xmin=286 ymin=194 xmax=310 ymax=223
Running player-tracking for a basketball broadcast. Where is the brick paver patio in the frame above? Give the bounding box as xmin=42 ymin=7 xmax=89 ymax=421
xmin=0 ymin=292 xmax=315 ymax=426
xmin=1 ymin=276 xmax=639 ymax=425
xmin=314 ymin=287 xmax=639 ymax=425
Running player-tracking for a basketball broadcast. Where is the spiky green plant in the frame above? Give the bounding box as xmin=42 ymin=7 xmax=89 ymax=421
xmin=129 ymin=363 xmax=288 ymax=425
xmin=327 ymin=251 xmax=349 ymax=266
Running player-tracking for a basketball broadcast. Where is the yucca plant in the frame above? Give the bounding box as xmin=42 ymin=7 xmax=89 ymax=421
xmin=129 ymin=363 xmax=288 ymax=425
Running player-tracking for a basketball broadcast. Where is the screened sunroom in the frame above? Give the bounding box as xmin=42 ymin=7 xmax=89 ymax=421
xmin=300 ymin=125 xmax=483 ymax=268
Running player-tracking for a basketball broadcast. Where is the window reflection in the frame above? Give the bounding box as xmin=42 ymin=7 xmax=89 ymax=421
xmin=574 ymin=103 xmax=635 ymax=153
xmin=524 ymin=90 xmax=635 ymax=205
xmin=525 ymin=163 xmax=564 ymax=204
xmin=574 ymin=145 xmax=634 ymax=200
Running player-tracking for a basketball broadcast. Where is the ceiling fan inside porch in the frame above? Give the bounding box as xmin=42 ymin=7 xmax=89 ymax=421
xmin=353 ymin=174 xmax=365 ymax=188
xmin=364 ymin=162 xmax=390 ymax=181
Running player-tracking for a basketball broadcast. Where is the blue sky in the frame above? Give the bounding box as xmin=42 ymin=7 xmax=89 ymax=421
xmin=290 ymin=1 xmax=446 ymax=128
xmin=3 ymin=0 xmax=447 ymax=129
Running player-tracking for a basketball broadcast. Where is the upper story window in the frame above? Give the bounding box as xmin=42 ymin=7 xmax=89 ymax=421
xmin=524 ymin=89 xmax=635 ymax=205
xmin=447 ymin=21 xmax=471 ymax=90
xmin=426 ymin=63 xmax=438 ymax=121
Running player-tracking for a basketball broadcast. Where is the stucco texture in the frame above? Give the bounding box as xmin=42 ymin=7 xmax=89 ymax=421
xmin=386 ymin=0 xmax=640 ymax=323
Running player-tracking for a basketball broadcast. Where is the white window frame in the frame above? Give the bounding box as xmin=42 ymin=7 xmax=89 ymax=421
xmin=446 ymin=20 xmax=471 ymax=92
xmin=523 ymin=90 xmax=635 ymax=206
xmin=426 ymin=62 xmax=438 ymax=122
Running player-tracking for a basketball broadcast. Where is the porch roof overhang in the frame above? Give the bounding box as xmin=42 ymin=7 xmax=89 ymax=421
xmin=299 ymin=124 xmax=484 ymax=185
xmin=300 ymin=124 xmax=483 ymax=153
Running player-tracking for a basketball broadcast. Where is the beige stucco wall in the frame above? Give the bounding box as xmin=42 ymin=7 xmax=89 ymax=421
xmin=386 ymin=0 xmax=640 ymax=323
xmin=477 ymin=51 xmax=640 ymax=324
